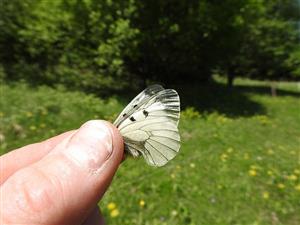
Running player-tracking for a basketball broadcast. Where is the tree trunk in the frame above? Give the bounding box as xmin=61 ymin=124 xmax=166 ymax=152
xmin=227 ymin=71 xmax=235 ymax=88
xmin=270 ymin=81 xmax=277 ymax=97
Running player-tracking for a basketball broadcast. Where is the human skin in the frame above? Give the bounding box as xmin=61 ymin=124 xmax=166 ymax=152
xmin=0 ymin=120 xmax=124 ymax=225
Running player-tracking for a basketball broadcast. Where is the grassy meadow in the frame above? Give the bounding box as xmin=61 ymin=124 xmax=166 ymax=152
xmin=1 ymin=79 xmax=300 ymax=224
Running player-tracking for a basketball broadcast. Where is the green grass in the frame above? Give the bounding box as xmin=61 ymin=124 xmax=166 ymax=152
xmin=1 ymin=80 xmax=300 ymax=224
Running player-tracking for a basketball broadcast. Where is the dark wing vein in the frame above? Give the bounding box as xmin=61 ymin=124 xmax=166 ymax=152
xmin=126 ymin=142 xmax=156 ymax=166
xmin=146 ymin=141 xmax=169 ymax=161
xmin=151 ymin=135 xmax=180 ymax=143
xmin=148 ymin=138 xmax=179 ymax=153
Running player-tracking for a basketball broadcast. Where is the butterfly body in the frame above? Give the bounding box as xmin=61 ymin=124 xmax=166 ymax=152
xmin=114 ymin=85 xmax=180 ymax=167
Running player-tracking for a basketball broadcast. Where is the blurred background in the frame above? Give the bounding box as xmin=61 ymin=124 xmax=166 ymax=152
xmin=1 ymin=0 xmax=300 ymax=224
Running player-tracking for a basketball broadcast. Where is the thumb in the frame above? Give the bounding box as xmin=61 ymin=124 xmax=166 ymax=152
xmin=1 ymin=120 xmax=124 ymax=225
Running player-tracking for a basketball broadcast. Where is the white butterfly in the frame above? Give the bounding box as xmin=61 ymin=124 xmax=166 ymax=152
xmin=114 ymin=84 xmax=180 ymax=167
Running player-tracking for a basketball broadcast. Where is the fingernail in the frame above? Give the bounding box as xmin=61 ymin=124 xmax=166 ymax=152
xmin=65 ymin=120 xmax=113 ymax=171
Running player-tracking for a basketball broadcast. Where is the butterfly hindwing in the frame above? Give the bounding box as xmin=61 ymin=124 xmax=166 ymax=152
xmin=114 ymin=86 xmax=180 ymax=167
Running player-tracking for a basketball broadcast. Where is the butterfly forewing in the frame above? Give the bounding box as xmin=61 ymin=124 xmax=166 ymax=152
xmin=114 ymin=85 xmax=164 ymax=127
xmin=114 ymin=85 xmax=180 ymax=167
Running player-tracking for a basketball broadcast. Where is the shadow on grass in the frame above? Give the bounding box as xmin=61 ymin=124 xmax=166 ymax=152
xmin=173 ymin=81 xmax=300 ymax=118
xmin=104 ymin=80 xmax=299 ymax=118
xmin=234 ymin=84 xmax=300 ymax=98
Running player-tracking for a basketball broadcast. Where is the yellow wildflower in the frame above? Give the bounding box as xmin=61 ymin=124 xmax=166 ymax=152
xmin=294 ymin=184 xmax=300 ymax=191
xmin=220 ymin=153 xmax=228 ymax=162
xmin=227 ymin=147 xmax=234 ymax=153
xmin=171 ymin=210 xmax=178 ymax=216
xmin=248 ymin=169 xmax=257 ymax=177
xmin=243 ymin=153 xmax=249 ymax=160
xmin=30 ymin=125 xmax=36 ymax=131
xmin=40 ymin=123 xmax=46 ymax=128
xmin=170 ymin=173 xmax=176 ymax=179
xmin=262 ymin=191 xmax=269 ymax=199
xmin=176 ymin=165 xmax=181 ymax=170
xmin=190 ymin=163 xmax=195 ymax=168
xmin=217 ymin=115 xmax=229 ymax=124
xmin=139 ymin=199 xmax=145 ymax=207
xmin=267 ymin=170 xmax=273 ymax=176
xmin=267 ymin=149 xmax=274 ymax=155
xmin=0 ymin=133 xmax=5 ymax=142
xmin=107 ymin=202 xmax=117 ymax=210
xmin=257 ymin=115 xmax=269 ymax=125
xmin=287 ymin=174 xmax=297 ymax=181
xmin=26 ymin=112 xmax=33 ymax=117
xmin=294 ymin=169 xmax=300 ymax=175
xmin=277 ymin=183 xmax=285 ymax=189
xmin=110 ymin=209 xmax=119 ymax=218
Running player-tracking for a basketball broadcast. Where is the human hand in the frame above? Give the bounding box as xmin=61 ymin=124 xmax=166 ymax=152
xmin=0 ymin=120 xmax=124 ymax=225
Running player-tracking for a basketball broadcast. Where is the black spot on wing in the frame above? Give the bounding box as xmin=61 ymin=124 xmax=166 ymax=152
xmin=130 ymin=116 xmax=136 ymax=122
xmin=143 ymin=110 xmax=149 ymax=117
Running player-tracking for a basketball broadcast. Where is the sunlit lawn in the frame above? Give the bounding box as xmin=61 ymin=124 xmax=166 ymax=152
xmin=1 ymin=80 xmax=300 ymax=224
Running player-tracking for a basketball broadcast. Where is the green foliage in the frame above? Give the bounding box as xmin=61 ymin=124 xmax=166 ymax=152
xmin=220 ymin=0 xmax=300 ymax=84
xmin=285 ymin=45 xmax=300 ymax=77
xmin=0 ymin=0 xmax=299 ymax=91
xmin=181 ymin=107 xmax=201 ymax=120
xmin=0 ymin=0 xmax=139 ymax=93
xmin=1 ymin=80 xmax=300 ymax=224
xmin=56 ymin=0 xmax=140 ymax=91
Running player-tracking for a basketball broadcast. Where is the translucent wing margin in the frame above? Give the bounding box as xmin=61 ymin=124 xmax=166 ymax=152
xmin=114 ymin=84 xmax=164 ymax=127
xmin=115 ymin=87 xmax=180 ymax=167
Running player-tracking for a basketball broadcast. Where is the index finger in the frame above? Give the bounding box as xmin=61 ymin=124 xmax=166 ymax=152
xmin=0 ymin=130 xmax=75 ymax=185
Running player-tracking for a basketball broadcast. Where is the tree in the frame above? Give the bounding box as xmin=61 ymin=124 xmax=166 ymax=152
xmin=129 ymin=0 xmax=253 ymax=86
xmin=1 ymin=0 xmax=299 ymax=92
xmin=219 ymin=0 xmax=300 ymax=87
xmin=1 ymin=0 xmax=139 ymax=93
